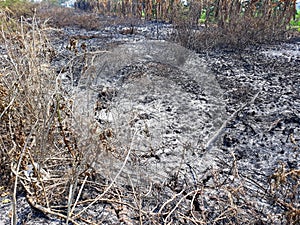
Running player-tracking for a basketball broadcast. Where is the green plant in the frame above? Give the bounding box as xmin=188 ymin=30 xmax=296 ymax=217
xmin=290 ymin=10 xmax=300 ymax=31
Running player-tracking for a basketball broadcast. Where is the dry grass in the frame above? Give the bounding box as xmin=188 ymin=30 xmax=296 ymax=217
xmin=173 ymin=0 xmax=297 ymax=50
xmin=0 ymin=0 xmax=35 ymax=19
xmin=0 ymin=12 xmax=101 ymax=224
xmin=73 ymin=0 xmax=297 ymax=49
xmin=36 ymin=4 xmax=103 ymax=30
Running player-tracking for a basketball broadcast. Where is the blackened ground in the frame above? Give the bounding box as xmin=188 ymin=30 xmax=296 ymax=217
xmin=207 ymin=43 xmax=299 ymax=175
xmin=203 ymin=43 xmax=300 ymax=224
xmin=0 ymin=19 xmax=299 ymax=224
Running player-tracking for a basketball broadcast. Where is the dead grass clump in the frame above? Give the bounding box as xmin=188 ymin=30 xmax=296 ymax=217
xmin=0 ymin=79 xmax=11 ymax=187
xmin=74 ymin=0 xmax=180 ymax=21
xmin=0 ymin=19 xmax=56 ymax=220
xmin=36 ymin=4 xmax=102 ymax=30
xmin=0 ymin=0 xmax=35 ymax=19
xmin=0 ymin=12 xmax=140 ymax=224
xmin=0 ymin=13 xmax=101 ymax=224
xmin=269 ymin=163 xmax=300 ymax=225
xmin=179 ymin=154 xmax=300 ymax=224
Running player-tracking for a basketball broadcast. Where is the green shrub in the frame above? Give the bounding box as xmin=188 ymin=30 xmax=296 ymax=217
xmin=290 ymin=10 xmax=300 ymax=31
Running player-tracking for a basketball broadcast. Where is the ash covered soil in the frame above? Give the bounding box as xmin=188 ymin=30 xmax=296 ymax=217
xmin=0 ymin=19 xmax=299 ymax=224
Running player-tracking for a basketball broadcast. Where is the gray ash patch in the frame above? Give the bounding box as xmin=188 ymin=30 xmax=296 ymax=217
xmin=116 ymin=62 xmax=205 ymax=99
xmin=202 ymin=42 xmax=300 ymax=222
xmin=56 ymin=37 xmax=299 ymax=223
xmin=83 ymin=41 xmax=226 ymax=187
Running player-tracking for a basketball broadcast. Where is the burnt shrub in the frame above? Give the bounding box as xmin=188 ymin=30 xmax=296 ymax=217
xmin=173 ymin=0 xmax=297 ymax=51
xmin=36 ymin=4 xmax=102 ymax=30
xmin=71 ymin=0 xmax=297 ymax=50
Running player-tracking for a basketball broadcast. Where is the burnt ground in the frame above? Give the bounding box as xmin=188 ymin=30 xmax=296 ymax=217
xmin=206 ymin=42 xmax=299 ymax=153
xmin=207 ymin=42 xmax=300 ymax=178
xmin=0 ymin=19 xmax=299 ymax=224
